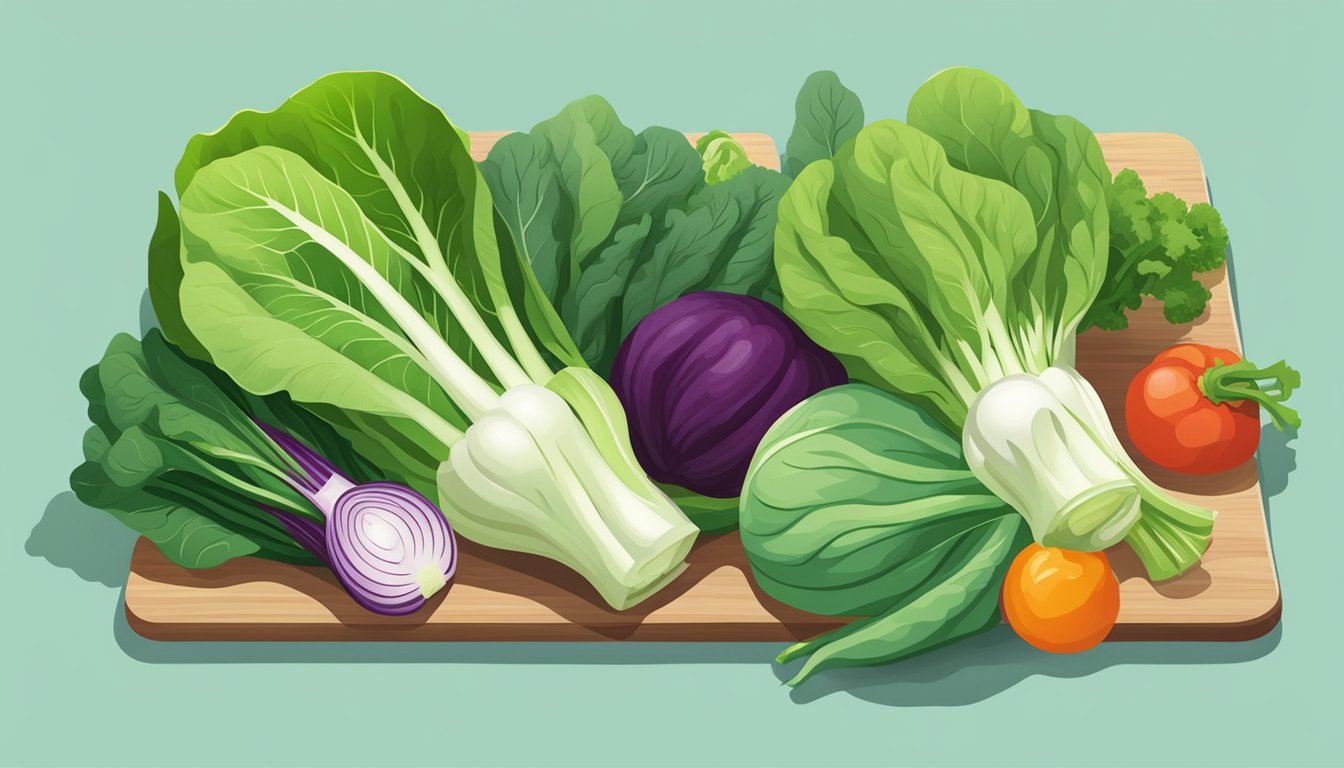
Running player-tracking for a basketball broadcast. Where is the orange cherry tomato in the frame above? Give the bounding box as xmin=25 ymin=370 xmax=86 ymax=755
xmin=1125 ymin=344 xmax=1298 ymax=475
xmin=1001 ymin=543 xmax=1120 ymax=654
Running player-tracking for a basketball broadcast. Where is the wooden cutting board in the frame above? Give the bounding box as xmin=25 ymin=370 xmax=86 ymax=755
xmin=125 ymin=132 xmax=1280 ymax=642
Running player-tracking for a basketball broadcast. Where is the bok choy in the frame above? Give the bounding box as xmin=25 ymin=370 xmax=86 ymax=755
xmin=774 ymin=68 xmax=1215 ymax=580
xmin=150 ymin=72 xmax=697 ymax=610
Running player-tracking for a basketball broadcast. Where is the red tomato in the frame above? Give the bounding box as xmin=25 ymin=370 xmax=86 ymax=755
xmin=1126 ymin=344 xmax=1272 ymax=474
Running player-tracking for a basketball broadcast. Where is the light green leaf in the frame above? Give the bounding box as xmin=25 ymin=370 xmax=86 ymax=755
xmin=174 ymin=71 xmax=549 ymax=388
xmin=1137 ymin=259 xmax=1172 ymax=277
xmin=695 ymin=130 xmax=751 ymax=184
xmin=907 ymin=67 xmax=1111 ymax=354
xmin=178 ymin=144 xmax=469 ymax=455
xmin=835 ymin=120 xmax=1037 ymax=355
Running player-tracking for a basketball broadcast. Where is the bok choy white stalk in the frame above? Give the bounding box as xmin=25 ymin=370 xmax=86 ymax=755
xmin=150 ymin=72 xmax=697 ymax=609
xmin=774 ymin=68 xmax=1215 ymax=580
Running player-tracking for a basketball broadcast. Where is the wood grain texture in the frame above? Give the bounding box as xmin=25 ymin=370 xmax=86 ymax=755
xmin=126 ymin=132 xmax=1279 ymax=642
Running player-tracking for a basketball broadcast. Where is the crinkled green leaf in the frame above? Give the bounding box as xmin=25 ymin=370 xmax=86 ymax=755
xmin=72 ymin=460 xmax=263 ymax=569
xmin=620 ymin=167 xmax=791 ymax=339
xmin=479 ymin=131 xmax=567 ymax=298
xmin=696 ymin=130 xmax=751 ymax=184
xmin=568 ymin=217 xmax=651 ymax=368
xmin=1081 ymin=168 xmax=1229 ymax=331
xmin=82 ymin=425 xmax=112 ymax=463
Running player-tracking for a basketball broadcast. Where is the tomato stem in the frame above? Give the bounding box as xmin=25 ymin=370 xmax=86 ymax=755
xmin=1199 ymin=358 xmax=1302 ymax=431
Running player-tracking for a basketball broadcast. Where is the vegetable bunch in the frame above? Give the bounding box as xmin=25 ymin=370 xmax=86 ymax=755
xmin=69 ymin=66 xmax=1293 ymax=689
xmin=772 ymin=68 xmax=1216 ymax=581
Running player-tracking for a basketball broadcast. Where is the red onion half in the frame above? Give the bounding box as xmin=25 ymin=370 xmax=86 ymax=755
xmin=327 ymin=483 xmax=458 ymax=615
xmin=259 ymin=422 xmax=457 ymax=616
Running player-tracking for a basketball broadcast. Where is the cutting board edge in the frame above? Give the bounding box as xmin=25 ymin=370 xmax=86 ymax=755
xmin=124 ymin=580 xmax=1282 ymax=643
xmin=122 ymin=598 xmax=844 ymax=643
xmin=1105 ymin=594 xmax=1281 ymax=642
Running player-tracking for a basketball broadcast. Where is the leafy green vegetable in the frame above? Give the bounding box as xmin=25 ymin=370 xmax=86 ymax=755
xmin=157 ymin=72 xmax=697 ymax=610
xmin=774 ymin=67 xmax=1214 ymax=582
xmin=71 ymin=330 xmax=378 ymax=568
xmin=1082 ymin=169 xmax=1229 ymax=330
xmin=741 ymin=384 xmax=1029 ymax=686
xmin=695 ymin=130 xmax=751 ymax=184
xmin=481 ymin=97 xmax=791 ymax=376
xmin=783 ymin=71 xmax=864 ymax=178
xmin=905 ymin=66 xmax=1111 ymax=376
xmin=786 ymin=69 xmax=1230 ymax=334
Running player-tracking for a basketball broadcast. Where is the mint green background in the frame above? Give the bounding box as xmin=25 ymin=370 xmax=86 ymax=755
xmin=3 ymin=0 xmax=1340 ymax=765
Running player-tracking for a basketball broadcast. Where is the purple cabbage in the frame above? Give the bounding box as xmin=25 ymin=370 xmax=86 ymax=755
xmin=611 ymin=291 xmax=847 ymax=498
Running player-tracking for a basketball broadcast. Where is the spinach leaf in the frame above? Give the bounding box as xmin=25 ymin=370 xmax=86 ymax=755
xmin=71 ymin=330 xmax=377 ymax=569
xmin=783 ymin=71 xmax=864 ymax=178
xmin=482 ymin=98 xmax=790 ymax=376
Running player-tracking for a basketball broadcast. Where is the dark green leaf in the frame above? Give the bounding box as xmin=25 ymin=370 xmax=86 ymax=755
xmin=72 ymin=331 xmax=375 ymax=569
xmin=784 ymin=71 xmax=865 ymax=178
xmin=482 ymin=98 xmax=791 ymax=376
xmin=71 ymin=461 xmax=262 ymax=569
xmin=146 ymin=192 xmax=210 ymax=359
